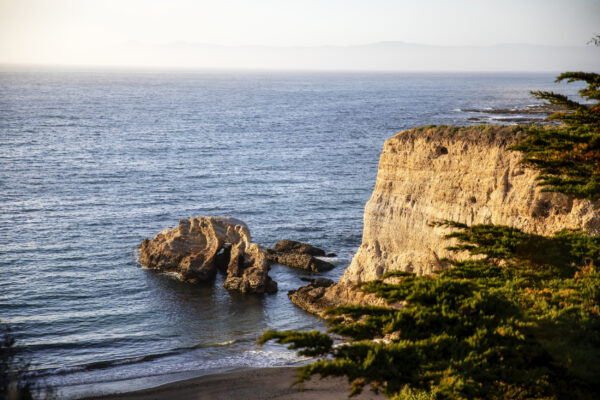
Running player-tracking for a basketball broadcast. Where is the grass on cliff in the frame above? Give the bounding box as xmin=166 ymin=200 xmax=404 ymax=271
xmin=259 ymin=70 xmax=600 ymax=399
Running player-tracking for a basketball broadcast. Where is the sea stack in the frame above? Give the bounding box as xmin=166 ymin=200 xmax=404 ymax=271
xmin=139 ymin=216 xmax=277 ymax=294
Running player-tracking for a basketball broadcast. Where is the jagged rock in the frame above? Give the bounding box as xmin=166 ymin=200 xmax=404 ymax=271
xmin=299 ymin=277 xmax=335 ymax=287
xmin=273 ymin=240 xmax=326 ymax=256
xmin=222 ymin=241 xmax=278 ymax=294
xmin=463 ymin=104 xmax=567 ymax=115
xmin=269 ymin=240 xmax=335 ymax=272
xmin=139 ymin=216 xmax=277 ymax=294
xmin=288 ymin=282 xmax=391 ymax=318
xmin=271 ymin=252 xmax=335 ymax=272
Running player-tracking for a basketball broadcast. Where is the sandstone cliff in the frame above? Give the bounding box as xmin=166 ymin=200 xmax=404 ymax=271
xmin=290 ymin=125 xmax=599 ymax=314
xmin=342 ymin=125 xmax=599 ymax=283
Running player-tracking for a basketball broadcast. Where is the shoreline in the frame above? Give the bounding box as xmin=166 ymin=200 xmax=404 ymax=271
xmin=82 ymin=366 xmax=384 ymax=400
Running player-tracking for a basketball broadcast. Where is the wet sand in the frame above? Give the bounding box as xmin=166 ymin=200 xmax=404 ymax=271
xmin=85 ymin=366 xmax=385 ymax=400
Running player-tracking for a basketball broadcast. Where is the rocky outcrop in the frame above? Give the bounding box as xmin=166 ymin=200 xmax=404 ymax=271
xmin=292 ymin=125 xmax=599 ymax=315
xmin=271 ymin=252 xmax=335 ymax=272
xmin=139 ymin=216 xmax=276 ymax=294
xmin=269 ymin=240 xmax=335 ymax=272
xmin=342 ymin=125 xmax=599 ymax=283
xmin=274 ymin=240 xmax=327 ymax=256
xmin=289 ymin=282 xmax=390 ymax=318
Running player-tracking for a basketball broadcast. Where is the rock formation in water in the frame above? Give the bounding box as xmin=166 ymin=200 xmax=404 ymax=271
xmin=139 ymin=216 xmax=277 ymax=294
xmin=290 ymin=125 xmax=600 ymax=315
xmin=274 ymin=240 xmax=327 ymax=256
xmin=289 ymin=278 xmax=390 ymax=317
xmin=268 ymin=240 xmax=335 ymax=272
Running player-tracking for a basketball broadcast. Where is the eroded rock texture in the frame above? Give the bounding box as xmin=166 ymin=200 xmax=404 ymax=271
xmin=289 ymin=281 xmax=389 ymax=318
xmin=291 ymin=125 xmax=599 ymax=315
xmin=273 ymin=240 xmax=326 ymax=256
xmin=139 ymin=216 xmax=276 ymax=294
xmin=269 ymin=240 xmax=335 ymax=272
xmin=342 ymin=125 xmax=599 ymax=283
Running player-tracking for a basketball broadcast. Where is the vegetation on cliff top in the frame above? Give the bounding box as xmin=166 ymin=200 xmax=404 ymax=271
xmin=259 ymin=68 xmax=600 ymax=399
xmin=509 ymin=72 xmax=600 ymax=201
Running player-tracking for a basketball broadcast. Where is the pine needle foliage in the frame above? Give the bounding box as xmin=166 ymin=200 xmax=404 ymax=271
xmin=260 ymin=69 xmax=600 ymax=398
xmin=1 ymin=323 xmax=35 ymax=400
xmin=259 ymin=226 xmax=600 ymax=399
xmin=508 ymin=72 xmax=600 ymax=201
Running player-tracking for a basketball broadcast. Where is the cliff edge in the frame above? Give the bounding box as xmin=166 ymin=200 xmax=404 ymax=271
xmin=291 ymin=125 xmax=600 ymax=315
xmin=342 ymin=124 xmax=599 ymax=283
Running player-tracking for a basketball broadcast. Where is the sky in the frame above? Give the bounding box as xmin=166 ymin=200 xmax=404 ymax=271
xmin=0 ymin=0 xmax=599 ymax=68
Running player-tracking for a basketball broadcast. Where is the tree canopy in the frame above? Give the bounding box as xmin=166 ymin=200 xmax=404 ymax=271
xmin=509 ymin=72 xmax=600 ymax=201
xmin=259 ymin=70 xmax=600 ymax=399
xmin=260 ymin=224 xmax=600 ymax=399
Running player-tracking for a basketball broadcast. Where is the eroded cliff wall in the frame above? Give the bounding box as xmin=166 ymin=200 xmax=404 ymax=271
xmin=341 ymin=125 xmax=599 ymax=284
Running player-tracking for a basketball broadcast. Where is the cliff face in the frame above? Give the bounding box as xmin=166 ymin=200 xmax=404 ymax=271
xmin=341 ymin=125 xmax=599 ymax=284
xmin=291 ymin=125 xmax=599 ymax=315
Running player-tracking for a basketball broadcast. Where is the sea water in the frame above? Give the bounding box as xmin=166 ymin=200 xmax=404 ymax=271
xmin=0 ymin=68 xmax=580 ymax=398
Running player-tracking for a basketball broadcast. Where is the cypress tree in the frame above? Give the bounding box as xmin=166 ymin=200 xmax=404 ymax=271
xmin=260 ymin=57 xmax=600 ymax=399
xmin=509 ymin=73 xmax=600 ymax=201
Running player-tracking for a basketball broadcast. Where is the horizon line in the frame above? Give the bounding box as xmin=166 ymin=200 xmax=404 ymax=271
xmin=0 ymin=62 xmax=572 ymax=74
xmin=114 ymin=40 xmax=593 ymax=49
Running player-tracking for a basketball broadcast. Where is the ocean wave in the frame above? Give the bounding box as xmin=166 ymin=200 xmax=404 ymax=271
xmin=28 ymin=340 xmax=241 ymax=378
xmin=191 ymin=339 xmax=238 ymax=349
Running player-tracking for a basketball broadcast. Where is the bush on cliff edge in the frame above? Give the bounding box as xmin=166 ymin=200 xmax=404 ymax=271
xmin=259 ymin=69 xmax=600 ymax=400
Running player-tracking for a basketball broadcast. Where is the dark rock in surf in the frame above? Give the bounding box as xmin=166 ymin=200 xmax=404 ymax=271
xmin=269 ymin=240 xmax=335 ymax=272
xmin=273 ymin=252 xmax=335 ymax=272
xmin=273 ymin=240 xmax=327 ymax=257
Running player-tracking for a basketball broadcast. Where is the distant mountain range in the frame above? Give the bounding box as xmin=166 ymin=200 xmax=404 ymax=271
xmin=25 ymin=41 xmax=600 ymax=71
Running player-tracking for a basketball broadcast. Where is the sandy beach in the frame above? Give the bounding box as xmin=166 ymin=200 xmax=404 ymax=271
xmin=85 ymin=366 xmax=385 ymax=400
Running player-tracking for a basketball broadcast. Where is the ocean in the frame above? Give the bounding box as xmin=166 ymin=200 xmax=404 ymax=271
xmin=0 ymin=68 xmax=580 ymax=398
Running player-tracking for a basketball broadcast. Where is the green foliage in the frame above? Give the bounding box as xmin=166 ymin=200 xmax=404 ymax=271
xmin=257 ymin=329 xmax=333 ymax=357
xmin=432 ymin=221 xmax=600 ymax=274
xmin=260 ymin=68 xmax=600 ymax=398
xmin=508 ymin=71 xmax=600 ymax=202
xmin=1 ymin=322 xmax=55 ymax=400
xmin=260 ymin=225 xmax=600 ymax=399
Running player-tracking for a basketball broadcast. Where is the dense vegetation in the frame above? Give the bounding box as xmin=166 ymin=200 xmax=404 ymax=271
xmin=509 ymin=72 xmax=600 ymax=201
xmin=1 ymin=323 xmax=34 ymax=400
xmin=259 ymin=71 xmax=600 ymax=399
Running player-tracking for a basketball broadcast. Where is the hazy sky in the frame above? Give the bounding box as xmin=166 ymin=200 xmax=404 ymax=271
xmin=0 ymin=0 xmax=599 ymax=66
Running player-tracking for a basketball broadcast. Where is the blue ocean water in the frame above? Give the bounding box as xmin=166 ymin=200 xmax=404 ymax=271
xmin=0 ymin=68 xmax=581 ymax=398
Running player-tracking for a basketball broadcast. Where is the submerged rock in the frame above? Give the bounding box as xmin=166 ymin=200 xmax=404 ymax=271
xmin=299 ymin=277 xmax=335 ymax=287
xmin=139 ymin=216 xmax=276 ymax=294
xmin=272 ymin=252 xmax=335 ymax=272
xmin=269 ymin=240 xmax=335 ymax=272
xmin=273 ymin=240 xmax=326 ymax=256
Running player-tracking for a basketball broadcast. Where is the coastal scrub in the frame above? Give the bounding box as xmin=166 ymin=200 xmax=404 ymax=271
xmin=260 ymin=225 xmax=600 ymax=399
xmin=259 ymin=71 xmax=600 ymax=399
